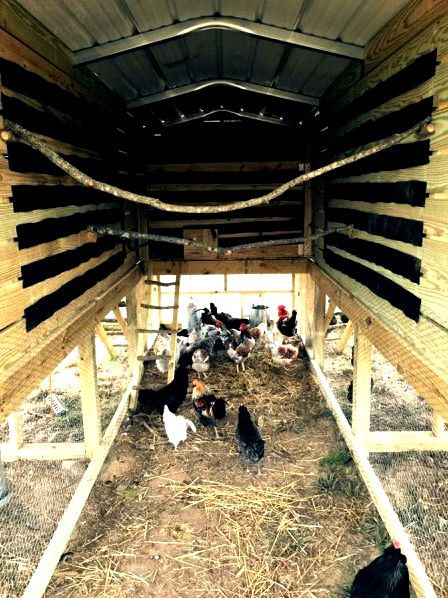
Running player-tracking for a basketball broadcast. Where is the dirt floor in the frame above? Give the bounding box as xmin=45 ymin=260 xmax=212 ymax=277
xmin=43 ymin=339 xmax=391 ymax=598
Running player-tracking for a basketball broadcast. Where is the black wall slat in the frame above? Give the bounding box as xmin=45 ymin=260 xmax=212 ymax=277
xmin=21 ymin=237 xmax=118 ymax=288
xmin=16 ymin=208 xmax=121 ymax=249
xmin=6 ymin=142 xmax=122 ymax=182
xmin=326 ymin=232 xmax=421 ymax=283
xmin=327 ymin=97 xmax=434 ymax=156
xmin=323 ymin=248 xmax=421 ymax=321
xmin=12 ymin=185 xmax=113 ymax=212
xmin=326 ymin=208 xmax=424 ymax=246
xmin=24 ymin=252 xmax=125 ymax=331
xmin=325 ymin=181 xmax=427 ymax=207
xmin=331 ymin=140 xmax=430 ymax=178
xmin=321 ymin=50 xmax=437 ymax=128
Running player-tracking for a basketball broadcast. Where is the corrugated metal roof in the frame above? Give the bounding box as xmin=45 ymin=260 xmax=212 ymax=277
xmin=15 ymin=0 xmax=411 ymax=128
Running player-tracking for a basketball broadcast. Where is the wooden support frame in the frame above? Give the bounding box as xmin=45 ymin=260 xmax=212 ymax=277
xmin=307 ymin=352 xmax=438 ymax=598
xmin=1 ymin=442 xmax=86 ymax=462
xmin=95 ymin=323 xmax=117 ymax=359
xmin=309 ymin=262 xmax=448 ymax=420
xmin=323 ymin=300 xmax=337 ymax=332
xmin=337 ymin=320 xmax=353 ymax=352
xmin=79 ymin=332 xmax=101 ymax=458
xmin=21 ymin=379 xmax=133 ymax=598
xmin=312 ymin=284 xmax=326 ymax=368
xmin=112 ymin=306 xmax=128 ymax=337
xmin=352 ymin=326 xmax=373 ymax=446
xmin=7 ymin=412 xmax=23 ymax=453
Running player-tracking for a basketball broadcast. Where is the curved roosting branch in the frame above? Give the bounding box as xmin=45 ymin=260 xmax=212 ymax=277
xmin=2 ymin=118 xmax=432 ymax=215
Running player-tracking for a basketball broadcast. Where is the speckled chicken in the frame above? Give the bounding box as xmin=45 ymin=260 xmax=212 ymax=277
xmin=222 ymin=324 xmax=255 ymax=372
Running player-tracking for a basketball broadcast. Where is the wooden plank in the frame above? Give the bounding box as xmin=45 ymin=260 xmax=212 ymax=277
xmin=167 ymin=274 xmax=181 ymax=383
xmin=21 ymin=379 xmax=133 ymax=598
xmin=0 ymin=254 xmax=136 ymax=376
xmin=0 ymin=442 xmax=86 ymax=462
xmin=79 ymin=332 xmax=101 ymax=458
xmin=95 ymin=323 xmax=117 ymax=359
xmin=309 ymin=261 xmax=448 ymax=420
xmin=145 ymin=161 xmax=306 ymax=174
xmin=303 ymin=177 xmax=313 ymax=257
xmin=312 ymin=284 xmax=326 ymax=368
xmin=18 ymin=230 xmax=115 ymax=267
xmin=0 ymin=240 xmax=21 ymax=285
xmin=297 ymin=272 xmax=313 ymax=347
xmin=352 ymin=326 xmax=372 ymax=441
xmin=327 ymin=13 xmax=448 ymax=115
xmin=323 ymin=299 xmax=337 ymax=332
xmin=184 ymin=228 xmax=218 ymax=259
xmin=365 ymin=0 xmax=448 ymax=74
xmin=112 ymin=306 xmax=128 ymax=336
xmin=308 ymin=353 xmax=438 ymax=598
xmin=0 ymin=246 xmax=122 ymax=331
xmin=432 ymin=413 xmax=446 ymax=435
xmin=325 ymin=63 xmax=448 ymax=145
xmin=0 ymin=262 xmax=140 ymax=421
xmin=7 ymin=411 xmax=23 ymax=453
xmin=364 ymin=431 xmax=448 ymax=452
xmin=152 ymin=258 xmax=308 ymax=275
xmin=338 ymin=320 xmax=353 ymax=352
xmin=147 ymin=216 xmax=294 ymax=229
xmin=222 ymin=245 xmax=303 ymax=260
xmin=0 ymin=156 xmax=78 ymax=187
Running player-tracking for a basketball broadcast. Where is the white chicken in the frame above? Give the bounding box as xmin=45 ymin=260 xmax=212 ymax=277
xmin=162 ymin=405 xmax=196 ymax=449
xmin=192 ymin=348 xmax=211 ymax=377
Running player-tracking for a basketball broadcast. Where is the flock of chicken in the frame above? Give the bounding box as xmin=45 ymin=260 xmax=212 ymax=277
xmin=133 ymin=302 xmax=411 ymax=597
xmin=135 ymin=303 xmax=299 ymax=473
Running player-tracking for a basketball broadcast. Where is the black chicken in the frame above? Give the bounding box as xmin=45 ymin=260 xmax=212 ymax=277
xmin=136 ymin=364 xmax=189 ymax=415
xmin=235 ymin=405 xmax=265 ymax=475
xmin=276 ymin=305 xmax=297 ymax=337
xmin=210 ymin=302 xmax=249 ymax=330
xmin=350 ymin=541 xmax=410 ymax=597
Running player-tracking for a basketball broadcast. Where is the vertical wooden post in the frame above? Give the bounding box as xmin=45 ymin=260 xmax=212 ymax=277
xmin=167 ymin=273 xmax=181 ymax=383
xmin=7 ymin=412 xmax=24 ymax=456
xmin=79 ymin=332 xmax=101 ymax=458
xmin=312 ymin=284 xmax=326 ymax=369
xmin=303 ymin=160 xmax=313 ymax=257
xmin=338 ymin=320 xmax=353 ymax=352
xmin=432 ymin=413 xmax=445 ymax=436
xmin=352 ymin=325 xmax=372 ymax=448
xmin=297 ymin=272 xmax=314 ymax=347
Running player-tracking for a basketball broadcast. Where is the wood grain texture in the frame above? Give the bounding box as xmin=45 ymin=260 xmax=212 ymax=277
xmin=366 ymin=0 xmax=448 ymax=74
xmin=310 ymin=260 xmax=448 ymax=420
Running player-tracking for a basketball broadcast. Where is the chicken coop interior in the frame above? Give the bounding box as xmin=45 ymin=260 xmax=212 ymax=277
xmin=0 ymin=0 xmax=448 ymax=596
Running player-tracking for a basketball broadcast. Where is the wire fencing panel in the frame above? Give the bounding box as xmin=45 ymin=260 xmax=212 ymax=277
xmin=323 ymin=320 xmax=448 ymax=597
xmin=0 ymin=313 xmax=130 ymax=598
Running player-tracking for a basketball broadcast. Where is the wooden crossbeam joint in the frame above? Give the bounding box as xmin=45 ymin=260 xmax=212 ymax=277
xmin=145 ymin=279 xmax=176 ymax=287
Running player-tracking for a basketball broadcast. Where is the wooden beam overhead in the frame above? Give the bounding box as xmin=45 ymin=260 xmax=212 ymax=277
xmin=152 ymin=258 xmax=307 ymax=275
xmin=145 ymin=161 xmax=307 ymax=174
xmin=74 ymin=17 xmax=363 ymax=65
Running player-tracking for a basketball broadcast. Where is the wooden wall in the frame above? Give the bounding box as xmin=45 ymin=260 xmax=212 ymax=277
xmin=314 ymin=11 xmax=448 ymax=412
xmin=0 ymin=3 xmax=139 ymax=418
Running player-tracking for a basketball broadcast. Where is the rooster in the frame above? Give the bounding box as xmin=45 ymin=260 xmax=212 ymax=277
xmin=222 ymin=324 xmax=255 ymax=372
xmin=350 ymin=540 xmax=410 ymax=597
xmin=136 ymin=364 xmax=189 ymax=415
xmin=276 ymin=305 xmax=297 ymax=338
xmin=191 ymin=378 xmax=227 ymax=438
xmin=163 ymin=405 xmax=196 ymax=450
xmin=210 ymin=302 xmax=249 ymax=331
xmin=235 ymin=405 xmax=265 ymax=475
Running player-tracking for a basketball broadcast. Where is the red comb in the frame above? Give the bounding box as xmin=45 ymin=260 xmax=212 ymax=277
xmin=393 ymin=540 xmax=400 ymax=549
xmin=278 ymin=305 xmax=286 ymax=310
xmin=239 ymin=323 xmax=248 ymax=330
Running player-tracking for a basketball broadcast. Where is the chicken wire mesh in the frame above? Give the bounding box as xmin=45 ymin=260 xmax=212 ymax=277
xmin=323 ymin=318 xmax=448 ymax=597
xmin=0 ymin=311 xmax=131 ymax=598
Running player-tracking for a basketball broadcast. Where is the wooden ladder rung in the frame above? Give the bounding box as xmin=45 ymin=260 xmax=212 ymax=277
xmin=136 ymin=328 xmax=164 ymax=333
xmin=141 ymin=304 xmax=179 ymax=309
xmin=145 ymin=279 xmax=176 ymax=287
xmin=137 ymin=354 xmax=167 ymax=361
